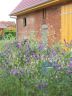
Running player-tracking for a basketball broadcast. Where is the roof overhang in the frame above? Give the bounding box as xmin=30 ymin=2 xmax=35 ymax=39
xmin=10 ymin=0 xmax=71 ymax=16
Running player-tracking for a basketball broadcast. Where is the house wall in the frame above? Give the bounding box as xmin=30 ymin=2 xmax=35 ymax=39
xmin=46 ymin=6 xmax=61 ymax=45
xmin=16 ymin=5 xmax=61 ymax=45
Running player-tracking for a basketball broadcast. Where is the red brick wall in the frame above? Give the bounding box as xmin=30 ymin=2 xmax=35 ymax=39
xmin=46 ymin=6 xmax=61 ymax=46
xmin=17 ymin=5 xmax=61 ymax=45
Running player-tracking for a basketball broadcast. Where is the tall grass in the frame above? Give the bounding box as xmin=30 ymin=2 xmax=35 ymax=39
xmin=0 ymin=38 xmax=15 ymax=51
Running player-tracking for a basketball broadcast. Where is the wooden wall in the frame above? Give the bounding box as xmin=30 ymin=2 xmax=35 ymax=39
xmin=61 ymin=3 xmax=72 ymax=43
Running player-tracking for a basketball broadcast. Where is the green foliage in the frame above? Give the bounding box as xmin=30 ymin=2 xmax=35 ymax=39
xmin=4 ymin=33 xmax=16 ymax=40
xmin=1 ymin=28 xmax=16 ymax=40
xmin=0 ymin=28 xmax=16 ymax=40
xmin=0 ymin=35 xmax=3 ymax=40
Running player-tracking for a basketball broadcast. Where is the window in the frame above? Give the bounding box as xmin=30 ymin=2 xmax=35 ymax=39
xmin=42 ymin=8 xmax=46 ymax=24
xmin=43 ymin=8 xmax=46 ymax=19
xmin=23 ymin=17 xmax=27 ymax=26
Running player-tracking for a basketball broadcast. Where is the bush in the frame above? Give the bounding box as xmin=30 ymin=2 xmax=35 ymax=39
xmin=0 ymin=40 xmax=72 ymax=96
xmin=4 ymin=28 xmax=16 ymax=39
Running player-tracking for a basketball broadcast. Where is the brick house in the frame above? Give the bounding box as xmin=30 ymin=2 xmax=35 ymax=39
xmin=10 ymin=0 xmax=72 ymax=45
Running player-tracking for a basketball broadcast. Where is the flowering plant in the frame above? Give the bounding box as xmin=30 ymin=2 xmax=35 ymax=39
xmin=0 ymin=39 xmax=72 ymax=96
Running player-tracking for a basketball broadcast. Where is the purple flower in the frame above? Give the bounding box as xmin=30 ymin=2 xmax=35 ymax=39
xmin=17 ymin=42 xmax=22 ymax=48
xmin=31 ymin=51 xmax=39 ymax=60
xmin=53 ymin=63 xmax=61 ymax=70
xmin=32 ymin=52 xmax=36 ymax=58
xmin=26 ymin=56 xmax=30 ymax=64
xmin=70 ymin=58 xmax=72 ymax=61
xmin=68 ymin=63 xmax=72 ymax=67
xmin=51 ymin=49 xmax=57 ymax=56
xmin=36 ymin=82 xmax=48 ymax=90
xmin=10 ymin=69 xmax=18 ymax=75
xmin=67 ymin=70 xmax=72 ymax=74
xmin=38 ymin=43 xmax=44 ymax=51
xmin=67 ymin=58 xmax=72 ymax=74
xmin=68 ymin=58 xmax=72 ymax=67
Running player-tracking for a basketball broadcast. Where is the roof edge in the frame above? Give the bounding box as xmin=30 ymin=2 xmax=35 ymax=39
xmin=10 ymin=0 xmax=70 ymax=16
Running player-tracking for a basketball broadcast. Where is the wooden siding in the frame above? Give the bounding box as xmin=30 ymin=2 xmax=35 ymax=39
xmin=61 ymin=3 xmax=72 ymax=43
